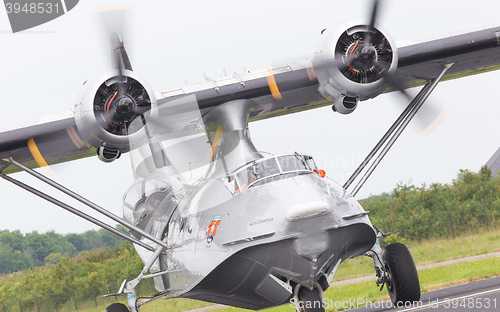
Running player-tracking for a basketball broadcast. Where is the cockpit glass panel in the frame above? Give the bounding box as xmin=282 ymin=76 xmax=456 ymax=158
xmin=255 ymin=158 xmax=280 ymax=179
xmin=231 ymin=154 xmax=319 ymax=194
xmin=304 ymin=156 xmax=318 ymax=171
xmin=234 ymin=168 xmax=250 ymax=191
xmin=234 ymin=158 xmax=280 ymax=191
xmin=277 ymin=155 xmax=307 ymax=172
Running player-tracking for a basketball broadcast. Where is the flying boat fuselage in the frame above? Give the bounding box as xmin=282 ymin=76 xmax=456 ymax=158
xmin=132 ymin=154 xmax=376 ymax=310
xmin=124 ymin=99 xmax=378 ymax=310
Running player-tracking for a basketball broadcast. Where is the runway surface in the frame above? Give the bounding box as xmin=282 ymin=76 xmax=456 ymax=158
xmin=347 ymin=276 xmax=500 ymax=311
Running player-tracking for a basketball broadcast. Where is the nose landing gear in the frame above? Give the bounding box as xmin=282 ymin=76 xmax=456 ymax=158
xmin=382 ymin=243 xmax=421 ymax=305
xmin=368 ymin=227 xmax=421 ymax=307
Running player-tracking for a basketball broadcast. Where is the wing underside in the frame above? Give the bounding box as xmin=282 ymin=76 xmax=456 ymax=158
xmin=0 ymin=115 xmax=95 ymax=174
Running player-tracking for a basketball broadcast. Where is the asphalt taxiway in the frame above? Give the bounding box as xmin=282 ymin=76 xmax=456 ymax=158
xmin=348 ymin=276 xmax=500 ymax=311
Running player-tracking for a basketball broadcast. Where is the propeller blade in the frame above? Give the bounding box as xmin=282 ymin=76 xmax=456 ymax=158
xmin=368 ymin=0 xmax=381 ymax=30
xmin=314 ymin=52 xmax=358 ymax=75
xmin=112 ymin=34 xmax=126 ymax=95
xmin=94 ymin=5 xmax=132 ymax=95
xmin=365 ymin=0 xmax=382 ymax=44
xmin=128 ymin=94 xmax=209 ymax=181
xmin=383 ymin=71 xmax=448 ymax=136
xmin=374 ymin=60 xmax=447 ymax=136
xmin=417 ymin=105 xmax=448 ymax=137
xmin=378 ymin=65 xmax=411 ymax=100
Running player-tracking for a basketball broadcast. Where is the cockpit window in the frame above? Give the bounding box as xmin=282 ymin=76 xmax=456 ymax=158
xmin=256 ymin=158 xmax=281 ymax=179
xmin=229 ymin=153 xmax=319 ymax=194
xmin=303 ymin=156 xmax=318 ymax=172
xmin=277 ymin=155 xmax=307 ymax=172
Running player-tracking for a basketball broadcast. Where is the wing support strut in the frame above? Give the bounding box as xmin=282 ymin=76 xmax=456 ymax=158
xmin=345 ymin=63 xmax=454 ymax=197
xmin=1 ymin=157 xmax=169 ymax=250
xmin=0 ymin=173 xmax=155 ymax=251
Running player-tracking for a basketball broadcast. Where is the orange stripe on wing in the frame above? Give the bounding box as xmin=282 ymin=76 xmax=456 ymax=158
xmin=266 ymin=69 xmax=283 ymax=100
xmin=27 ymin=138 xmax=49 ymax=168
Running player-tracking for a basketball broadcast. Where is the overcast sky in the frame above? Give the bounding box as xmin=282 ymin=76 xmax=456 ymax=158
xmin=1 ymin=0 xmax=500 ymax=234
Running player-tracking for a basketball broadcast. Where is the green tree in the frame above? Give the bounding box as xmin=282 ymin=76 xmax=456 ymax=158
xmin=0 ymin=229 xmax=25 ymax=251
xmin=25 ymin=231 xmax=76 ymax=266
xmin=0 ymin=242 xmax=32 ymax=273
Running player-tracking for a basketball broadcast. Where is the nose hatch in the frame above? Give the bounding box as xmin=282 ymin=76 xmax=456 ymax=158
xmin=286 ymin=201 xmax=330 ymax=219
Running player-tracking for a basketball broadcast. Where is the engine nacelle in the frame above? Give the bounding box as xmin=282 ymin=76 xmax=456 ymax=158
xmin=313 ymin=20 xmax=398 ymax=113
xmin=74 ymin=70 xmax=156 ymax=154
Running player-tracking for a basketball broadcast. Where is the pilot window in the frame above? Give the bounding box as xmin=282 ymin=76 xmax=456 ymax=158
xmin=229 ymin=154 xmax=318 ymax=194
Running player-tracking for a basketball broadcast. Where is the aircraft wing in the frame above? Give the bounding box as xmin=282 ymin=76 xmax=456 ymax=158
xmin=158 ymin=27 xmax=500 ymax=120
xmin=0 ymin=112 xmax=95 ymax=174
xmin=396 ymin=27 xmax=500 ymax=88
xmin=1 ymin=26 xmax=500 ymax=174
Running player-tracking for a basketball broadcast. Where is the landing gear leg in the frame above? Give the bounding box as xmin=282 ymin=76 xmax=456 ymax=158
xmin=367 ymin=238 xmax=421 ymax=306
xmin=293 ymin=284 xmax=325 ymax=312
xmin=365 ymin=238 xmax=387 ymax=288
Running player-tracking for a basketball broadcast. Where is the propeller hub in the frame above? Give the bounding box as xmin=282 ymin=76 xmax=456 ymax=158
xmin=115 ymin=95 xmax=136 ymax=115
xmin=359 ymin=45 xmax=377 ymax=63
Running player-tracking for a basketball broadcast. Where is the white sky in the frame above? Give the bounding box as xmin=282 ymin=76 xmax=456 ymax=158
xmin=1 ymin=0 xmax=500 ymax=234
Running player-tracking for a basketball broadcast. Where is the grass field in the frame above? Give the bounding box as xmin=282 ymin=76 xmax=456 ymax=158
xmin=74 ymin=229 xmax=500 ymax=312
xmin=334 ymin=228 xmax=500 ymax=281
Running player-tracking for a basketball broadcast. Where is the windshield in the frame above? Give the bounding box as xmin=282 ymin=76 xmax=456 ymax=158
xmin=229 ymin=153 xmax=319 ymax=193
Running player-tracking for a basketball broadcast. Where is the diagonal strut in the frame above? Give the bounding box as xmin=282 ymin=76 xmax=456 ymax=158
xmin=345 ymin=63 xmax=454 ymax=196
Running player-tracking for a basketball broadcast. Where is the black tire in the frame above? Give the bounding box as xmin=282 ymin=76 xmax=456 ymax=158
xmin=105 ymin=303 xmax=129 ymax=312
xmin=297 ymin=285 xmax=325 ymax=312
xmin=382 ymin=243 xmax=421 ymax=305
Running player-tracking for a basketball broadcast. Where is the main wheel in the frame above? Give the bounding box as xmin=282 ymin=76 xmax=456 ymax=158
xmin=295 ymin=284 xmax=325 ymax=312
xmin=382 ymin=243 xmax=421 ymax=305
xmin=104 ymin=303 xmax=129 ymax=312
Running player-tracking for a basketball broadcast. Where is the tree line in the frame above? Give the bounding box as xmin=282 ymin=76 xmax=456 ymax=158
xmin=363 ymin=166 xmax=500 ymax=241
xmin=0 ymin=241 xmax=153 ymax=312
xmin=0 ymin=226 xmax=127 ymax=274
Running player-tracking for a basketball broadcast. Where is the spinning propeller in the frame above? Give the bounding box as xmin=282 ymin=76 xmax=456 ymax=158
xmin=92 ymin=7 xmax=152 ymax=137
xmin=335 ymin=0 xmax=446 ymax=134
xmin=89 ymin=6 xmax=211 ymax=180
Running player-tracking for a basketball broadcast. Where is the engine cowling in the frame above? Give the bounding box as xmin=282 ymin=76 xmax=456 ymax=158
xmin=74 ymin=70 xmax=156 ymax=155
xmin=313 ymin=20 xmax=398 ymax=114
